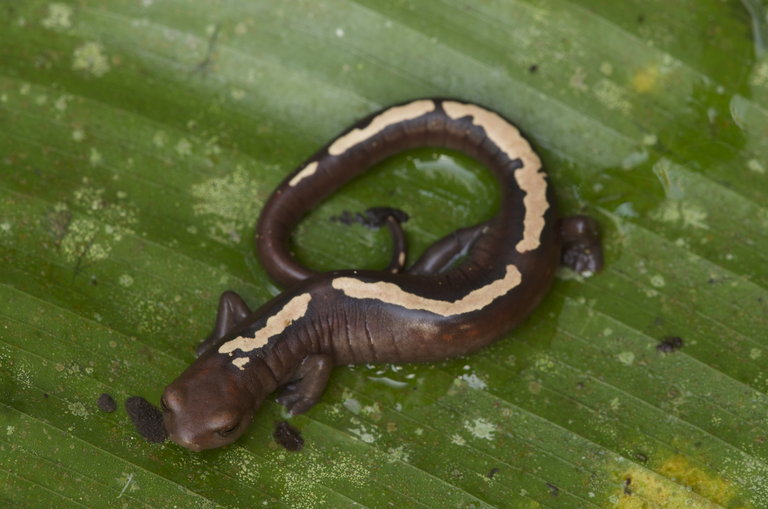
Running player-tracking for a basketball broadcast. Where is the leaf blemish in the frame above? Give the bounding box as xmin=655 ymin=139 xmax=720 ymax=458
xmin=72 ymin=42 xmax=111 ymax=77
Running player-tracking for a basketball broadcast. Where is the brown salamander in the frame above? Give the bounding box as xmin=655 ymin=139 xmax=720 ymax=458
xmin=161 ymin=99 xmax=603 ymax=451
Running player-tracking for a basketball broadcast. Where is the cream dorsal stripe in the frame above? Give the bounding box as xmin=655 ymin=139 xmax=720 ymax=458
xmin=288 ymin=161 xmax=319 ymax=187
xmin=442 ymin=101 xmax=549 ymax=253
xmin=327 ymin=100 xmax=437 ymax=156
xmin=331 ymin=264 xmax=522 ymax=317
xmin=218 ymin=293 xmax=312 ymax=356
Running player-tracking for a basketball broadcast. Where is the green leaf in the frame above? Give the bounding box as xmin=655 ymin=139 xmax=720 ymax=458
xmin=2 ymin=0 xmax=767 ymax=507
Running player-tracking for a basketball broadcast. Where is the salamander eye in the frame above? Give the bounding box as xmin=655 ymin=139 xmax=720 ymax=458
xmin=217 ymin=422 xmax=239 ymax=438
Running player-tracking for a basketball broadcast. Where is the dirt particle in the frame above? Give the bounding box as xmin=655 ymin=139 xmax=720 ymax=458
xmin=487 ymin=467 xmax=500 ymax=479
xmin=657 ymin=336 xmax=684 ymax=353
xmin=546 ymin=482 xmax=559 ymax=496
xmin=125 ymin=396 xmax=167 ymax=443
xmin=331 ymin=207 xmax=408 ymax=229
xmin=273 ymin=421 xmax=304 ymax=452
xmin=97 ymin=393 xmax=117 ymax=413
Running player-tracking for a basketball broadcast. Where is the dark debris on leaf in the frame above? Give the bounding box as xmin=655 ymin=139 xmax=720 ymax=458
xmin=331 ymin=207 xmax=409 ymax=229
xmin=273 ymin=421 xmax=304 ymax=452
xmin=125 ymin=396 xmax=167 ymax=443
xmin=97 ymin=393 xmax=117 ymax=413
xmin=656 ymin=336 xmax=684 ymax=353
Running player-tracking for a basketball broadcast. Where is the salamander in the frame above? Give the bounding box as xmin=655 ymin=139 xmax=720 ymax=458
xmin=161 ymin=98 xmax=603 ymax=451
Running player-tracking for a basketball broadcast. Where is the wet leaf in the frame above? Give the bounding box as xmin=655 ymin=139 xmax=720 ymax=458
xmin=1 ymin=0 xmax=767 ymax=507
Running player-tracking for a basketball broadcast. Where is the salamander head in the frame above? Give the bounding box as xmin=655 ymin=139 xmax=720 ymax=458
xmin=161 ymin=355 xmax=263 ymax=451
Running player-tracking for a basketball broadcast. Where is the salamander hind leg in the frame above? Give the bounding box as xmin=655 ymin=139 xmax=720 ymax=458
xmin=196 ymin=291 xmax=253 ymax=356
xmin=560 ymin=215 xmax=604 ymax=275
xmin=276 ymin=354 xmax=334 ymax=415
xmin=408 ymin=221 xmax=490 ymax=275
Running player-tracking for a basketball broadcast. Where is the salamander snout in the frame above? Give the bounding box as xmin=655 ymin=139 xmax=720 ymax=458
xmin=160 ymin=376 xmax=258 ymax=451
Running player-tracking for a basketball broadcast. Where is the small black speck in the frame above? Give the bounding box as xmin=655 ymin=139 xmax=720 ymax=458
xmin=623 ymin=477 xmax=632 ymax=495
xmin=487 ymin=467 xmax=500 ymax=479
xmin=331 ymin=210 xmax=357 ymax=226
xmin=125 ymin=396 xmax=167 ymax=443
xmin=634 ymin=452 xmax=648 ymax=463
xmin=528 ymin=64 xmax=539 ymax=73
xmin=43 ymin=393 xmax=49 ymax=398
xmin=657 ymin=336 xmax=684 ymax=353
xmin=637 ymin=14 xmax=645 ymax=23
xmin=546 ymin=482 xmax=559 ymax=496
xmin=330 ymin=207 xmax=408 ymax=229
xmin=97 ymin=393 xmax=117 ymax=413
xmin=273 ymin=421 xmax=304 ymax=452
xmin=362 ymin=207 xmax=409 ymax=228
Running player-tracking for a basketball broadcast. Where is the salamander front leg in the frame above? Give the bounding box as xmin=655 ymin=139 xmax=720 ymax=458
xmin=196 ymin=291 xmax=252 ymax=357
xmin=560 ymin=215 xmax=604 ymax=275
xmin=276 ymin=354 xmax=333 ymax=415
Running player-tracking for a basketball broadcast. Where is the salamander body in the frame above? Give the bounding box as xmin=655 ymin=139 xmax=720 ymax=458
xmin=161 ymin=99 xmax=602 ymax=451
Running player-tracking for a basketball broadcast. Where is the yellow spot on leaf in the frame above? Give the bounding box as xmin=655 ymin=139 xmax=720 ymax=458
xmin=613 ymin=454 xmax=746 ymax=508
xmin=632 ymin=66 xmax=659 ymax=93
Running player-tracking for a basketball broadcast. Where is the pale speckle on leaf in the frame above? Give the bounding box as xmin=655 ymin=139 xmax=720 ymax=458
xmin=748 ymin=159 xmax=765 ymax=174
xmin=617 ymin=351 xmax=635 ymax=366
xmin=89 ymin=147 xmax=102 ymax=166
xmin=464 ymin=417 xmax=496 ymax=441
xmin=387 ymin=445 xmax=411 ymax=463
xmin=594 ymin=79 xmax=632 ymax=113
xmin=457 ymin=373 xmax=487 ymax=390
xmin=569 ymin=66 xmax=588 ymax=92
xmin=41 ymin=3 xmax=73 ymax=30
xmin=349 ymin=424 xmax=377 ymax=444
xmin=190 ymin=166 xmax=263 ymax=245
xmin=451 ymin=434 xmax=466 ymax=446
xmin=175 ymin=138 xmax=192 ymax=156
xmin=643 ymin=133 xmax=658 ymax=146
xmin=68 ymin=401 xmax=90 ymax=418
xmin=72 ymin=42 xmax=111 ymax=77
xmin=54 ymin=95 xmax=69 ymax=112
xmin=343 ymin=397 xmax=362 ymax=414
xmin=153 ymin=131 xmax=167 ymax=147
